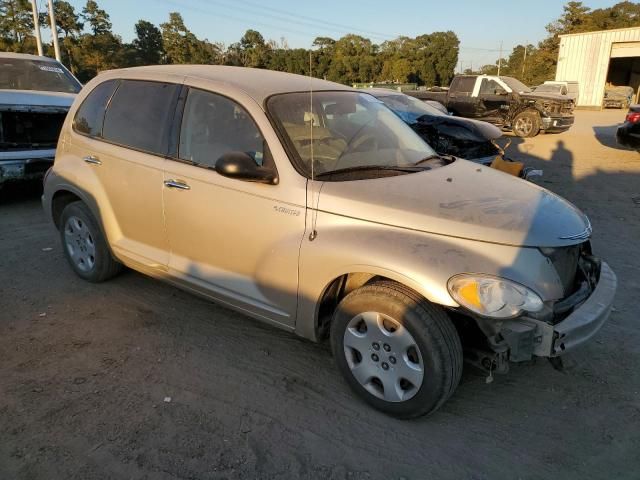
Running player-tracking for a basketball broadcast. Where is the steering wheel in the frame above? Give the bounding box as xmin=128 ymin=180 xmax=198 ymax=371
xmin=341 ymin=120 xmax=379 ymax=158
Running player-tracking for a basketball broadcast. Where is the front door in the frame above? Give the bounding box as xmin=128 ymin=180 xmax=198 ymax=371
xmin=162 ymin=87 xmax=305 ymax=327
xmin=477 ymin=78 xmax=510 ymax=124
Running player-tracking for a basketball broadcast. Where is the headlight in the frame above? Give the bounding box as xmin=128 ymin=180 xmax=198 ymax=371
xmin=447 ymin=274 xmax=543 ymax=319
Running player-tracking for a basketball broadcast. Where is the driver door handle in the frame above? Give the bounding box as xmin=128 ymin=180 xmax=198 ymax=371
xmin=164 ymin=179 xmax=191 ymax=190
xmin=83 ymin=155 xmax=101 ymax=165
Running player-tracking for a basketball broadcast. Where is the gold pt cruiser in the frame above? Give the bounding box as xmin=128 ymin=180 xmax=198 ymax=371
xmin=42 ymin=66 xmax=616 ymax=417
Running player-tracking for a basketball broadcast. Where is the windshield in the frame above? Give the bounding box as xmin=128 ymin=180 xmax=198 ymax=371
xmin=0 ymin=58 xmax=81 ymax=93
xmin=500 ymin=76 xmax=531 ymax=94
xmin=375 ymin=94 xmax=446 ymax=124
xmin=267 ymin=91 xmax=438 ymax=178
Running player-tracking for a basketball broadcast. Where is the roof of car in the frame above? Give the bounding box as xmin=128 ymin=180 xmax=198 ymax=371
xmin=0 ymin=52 xmax=60 ymax=62
xmin=102 ymin=65 xmax=352 ymax=103
xmin=359 ymin=88 xmax=405 ymax=97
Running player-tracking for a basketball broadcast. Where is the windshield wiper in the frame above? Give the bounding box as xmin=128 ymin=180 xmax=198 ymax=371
xmin=413 ymin=154 xmax=442 ymax=166
xmin=315 ymin=164 xmax=428 ymax=179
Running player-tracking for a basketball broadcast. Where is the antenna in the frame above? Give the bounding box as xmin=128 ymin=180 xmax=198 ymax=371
xmin=308 ymin=49 xmax=318 ymax=241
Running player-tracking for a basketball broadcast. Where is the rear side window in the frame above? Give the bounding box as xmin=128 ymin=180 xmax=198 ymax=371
xmin=452 ymin=77 xmax=475 ymax=94
xmin=73 ymin=80 xmax=119 ymax=137
xmin=103 ymin=80 xmax=179 ymax=156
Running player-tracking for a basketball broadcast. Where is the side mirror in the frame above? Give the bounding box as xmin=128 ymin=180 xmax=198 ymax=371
xmin=215 ymin=151 xmax=278 ymax=185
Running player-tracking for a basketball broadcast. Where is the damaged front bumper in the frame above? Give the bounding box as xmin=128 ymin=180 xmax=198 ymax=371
xmin=541 ymin=115 xmax=575 ymax=133
xmin=500 ymin=261 xmax=616 ymax=361
xmin=0 ymin=149 xmax=55 ymax=185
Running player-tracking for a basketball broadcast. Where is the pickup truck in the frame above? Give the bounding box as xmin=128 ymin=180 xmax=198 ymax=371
xmin=407 ymin=75 xmax=575 ymax=137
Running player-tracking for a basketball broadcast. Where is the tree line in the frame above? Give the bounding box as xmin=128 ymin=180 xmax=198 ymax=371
xmin=0 ymin=0 xmax=459 ymax=86
xmin=476 ymin=1 xmax=640 ymax=85
xmin=2 ymin=1 xmax=640 ymax=88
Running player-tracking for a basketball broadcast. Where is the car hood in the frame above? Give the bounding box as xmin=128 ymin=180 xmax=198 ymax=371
xmin=519 ymin=91 xmax=573 ymax=104
xmin=414 ymin=114 xmax=502 ymax=141
xmin=0 ymin=89 xmax=75 ymax=110
xmin=317 ymin=159 xmax=589 ymax=247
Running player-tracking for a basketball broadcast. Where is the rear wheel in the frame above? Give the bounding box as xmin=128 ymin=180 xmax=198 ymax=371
xmin=512 ymin=111 xmax=540 ymax=137
xmin=330 ymin=281 xmax=463 ymax=418
xmin=60 ymin=201 xmax=121 ymax=282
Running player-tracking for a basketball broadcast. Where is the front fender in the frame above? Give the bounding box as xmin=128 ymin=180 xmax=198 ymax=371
xmin=295 ymin=212 xmax=562 ymax=341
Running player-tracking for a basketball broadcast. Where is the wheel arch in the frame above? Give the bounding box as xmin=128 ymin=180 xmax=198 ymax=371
xmin=302 ymin=267 xmax=453 ymax=342
xmin=49 ymin=185 xmax=119 ymax=260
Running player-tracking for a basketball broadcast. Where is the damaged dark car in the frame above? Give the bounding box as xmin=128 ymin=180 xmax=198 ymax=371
xmin=0 ymin=53 xmax=81 ymax=190
xmin=366 ymin=89 xmax=539 ymax=179
xmin=407 ymin=74 xmax=575 ymax=138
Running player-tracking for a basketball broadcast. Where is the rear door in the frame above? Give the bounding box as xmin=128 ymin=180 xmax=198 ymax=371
xmin=447 ymin=76 xmax=479 ymax=117
xmin=161 ymin=86 xmax=306 ymax=327
xmin=73 ymin=78 xmax=180 ymax=269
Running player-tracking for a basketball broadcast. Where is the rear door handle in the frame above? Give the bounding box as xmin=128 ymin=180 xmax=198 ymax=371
xmin=83 ymin=155 xmax=101 ymax=165
xmin=164 ymin=179 xmax=190 ymax=190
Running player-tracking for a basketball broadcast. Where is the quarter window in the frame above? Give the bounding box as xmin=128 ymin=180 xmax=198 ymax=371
xmin=73 ymin=80 xmax=119 ymax=137
xmin=179 ymin=88 xmax=267 ymax=169
xmin=102 ymin=80 xmax=179 ymax=156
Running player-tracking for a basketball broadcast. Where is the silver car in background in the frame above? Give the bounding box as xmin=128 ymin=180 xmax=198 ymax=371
xmin=0 ymin=53 xmax=81 ymax=189
xmin=43 ymin=66 xmax=616 ymax=417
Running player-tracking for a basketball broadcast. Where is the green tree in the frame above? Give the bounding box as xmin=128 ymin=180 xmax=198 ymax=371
xmin=0 ymin=0 xmax=34 ymax=47
xmin=132 ymin=20 xmax=164 ymax=64
xmin=53 ymin=0 xmax=83 ymax=37
xmin=238 ymin=29 xmax=271 ymax=68
xmin=161 ymin=12 xmax=220 ymax=64
xmin=81 ymin=0 xmax=112 ymax=35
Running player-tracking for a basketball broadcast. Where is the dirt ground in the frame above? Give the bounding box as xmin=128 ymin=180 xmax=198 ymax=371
xmin=1 ymin=109 xmax=639 ymax=479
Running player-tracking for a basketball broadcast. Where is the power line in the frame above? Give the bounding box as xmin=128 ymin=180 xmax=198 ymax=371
xmin=161 ymin=0 xmax=316 ymax=39
xmin=192 ymin=0 xmax=393 ymax=41
xmin=162 ymin=0 xmax=513 ymax=55
xmin=230 ymin=0 xmax=398 ymax=40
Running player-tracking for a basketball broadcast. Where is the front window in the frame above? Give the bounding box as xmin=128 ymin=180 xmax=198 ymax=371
xmin=267 ymin=91 xmax=440 ymax=178
xmin=0 ymin=58 xmax=81 ymax=93
xmin=376 ymin=94 xmax=446 ymax=124
xmin=179 ymin=88 xmax=267 ymax=169
xmin=499 ymin=76 xmax=531 ymax=94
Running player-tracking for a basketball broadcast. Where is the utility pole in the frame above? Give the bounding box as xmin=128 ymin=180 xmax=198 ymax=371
xmin=522 ymin=43 xmax=528 ymax=80
xmin=47 ymin=0 xmax=62 ymax=62
xmin=497 ymin=41 xmax=503 ymax=76
xmin=30 ymin=0 xmax=44 ymax=56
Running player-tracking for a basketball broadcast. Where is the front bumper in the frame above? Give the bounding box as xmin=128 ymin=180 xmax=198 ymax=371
xmin=500 ymin=261 xmax=616 ymax=360
xmin=0 ymin=149 xmax=55 ymax=184
xmin=541 ymin=115 xmax=575 ymax=133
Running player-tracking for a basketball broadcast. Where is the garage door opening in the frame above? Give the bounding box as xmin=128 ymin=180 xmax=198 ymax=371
xmin=605 ymin=42 xmax=640 ymax=108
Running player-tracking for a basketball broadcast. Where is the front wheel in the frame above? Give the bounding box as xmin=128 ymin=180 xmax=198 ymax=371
xmin=330 ymin=281 xmax=463 ymax=418
xmin=512 ymin=111 xmax=541 ymax=137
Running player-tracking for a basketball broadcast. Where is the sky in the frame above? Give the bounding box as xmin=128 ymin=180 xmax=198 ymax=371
xmin=55 ymin=0 xmax=621 ymax=71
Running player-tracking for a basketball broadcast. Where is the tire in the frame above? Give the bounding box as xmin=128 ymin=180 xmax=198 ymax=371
xmin=59 ymin=201 xmax=122 ymax=282
xmin=512 ymin=110 xmax=540 ymax=138
xmin=330 ymin=280 xmax=463 ymax=418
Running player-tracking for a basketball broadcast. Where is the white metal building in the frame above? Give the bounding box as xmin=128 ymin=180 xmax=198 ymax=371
xmin=556 ymin=27 xmax=640 ymax=108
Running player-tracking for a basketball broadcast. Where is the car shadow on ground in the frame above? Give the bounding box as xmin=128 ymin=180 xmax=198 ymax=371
xmin=592 ymin=122 xmax=635 ymax=151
